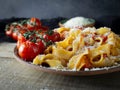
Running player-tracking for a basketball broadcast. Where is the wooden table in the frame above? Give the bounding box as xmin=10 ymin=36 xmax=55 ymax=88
xmin=0 ymin=42 xmax=120 ymax=90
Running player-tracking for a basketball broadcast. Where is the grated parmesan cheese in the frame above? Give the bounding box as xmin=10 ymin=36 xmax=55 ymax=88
xmin=63 ymin=17 xmax=95 ymax=28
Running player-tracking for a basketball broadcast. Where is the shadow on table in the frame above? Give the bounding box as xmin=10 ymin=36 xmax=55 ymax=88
xmin=46 ymin=72 xmax=120 ymax=90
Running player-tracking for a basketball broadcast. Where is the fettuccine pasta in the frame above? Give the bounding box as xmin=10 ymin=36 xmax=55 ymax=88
xmin=33 ymin=27 xmax=120 ymax=71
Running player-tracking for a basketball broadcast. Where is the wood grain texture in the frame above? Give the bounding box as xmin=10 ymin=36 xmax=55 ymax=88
xmin=0 ymin=43 xmax=120 ymax=90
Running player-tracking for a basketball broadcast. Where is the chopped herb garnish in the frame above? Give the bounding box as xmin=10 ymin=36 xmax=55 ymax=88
xmin=46 ymin=40 xmax=53 ymax=46
xmin=37 ymin=34 xmax=44 ymax=40
xmin=38 ymin=30 xmax=43 ymax=33
xmin=60 ymin=19 xmax=68 ymax=24
xmin=5 ymin=24 xmax=10 ymax=31
xmin=13 ymin=28 xmax=18 ymax=32
xmin=30 ymin=37 xmax=36 ymax=43
xmin=23 ymin=31 xmax=33 ymax=39
xmin=20 ymin=19 xmax=28 ymax=25
xmin=46 ymin=30 xmax=54 ymax=35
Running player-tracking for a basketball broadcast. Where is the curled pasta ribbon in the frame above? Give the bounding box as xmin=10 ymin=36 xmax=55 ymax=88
xmin=72 ymin=35 xmax=82 ymax=52
xmin=33 ymin=54 xmax=64 ymax=68
xmin=94 ymin=37 xmax=103 ymax=45
xmin=56 ymin=37 xmax=72 ymax=49
xmin=90 ymin=44 xmax=111 ymax=57
xmin=116 ymin=37 xmax=120 ymax=48
xmin=107 ymin=33 xmax=120 ymax=56
xmin=52 ymin=46 xmax=74 ymax=61
xmin=56 ymin=29 xmax=81 ymax=49
xmin=57 ymin=27 xmax=70 ymax=33
xmin=44 ymin=45 xmax=74 ymax=66
xmin=90 ymin=54 xmax=115 ymax=67
xmin=56 ymin=27 xmax=70 ymax=39
xmin=68 ymin=48 xmax=91 ymax=71
xmin=97 ymin=27 xmax=111 ymax=35
xmin=90 ymin=44 xmax=113 ymax=67
xmin=44 ymin=59 xmax=63 ymax=68
xmin=33 ymin=54 xmax=55 ymax=65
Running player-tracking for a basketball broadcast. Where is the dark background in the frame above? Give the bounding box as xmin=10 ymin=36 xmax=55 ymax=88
xmin=0 ymin=0 xmax=120 ymax=19
xmin=0 ymin=0 xmax=120 ymax=36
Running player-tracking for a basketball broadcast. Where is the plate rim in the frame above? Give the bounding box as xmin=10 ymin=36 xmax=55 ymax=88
xmin=13 ymin=46 xmax=120 ymax=76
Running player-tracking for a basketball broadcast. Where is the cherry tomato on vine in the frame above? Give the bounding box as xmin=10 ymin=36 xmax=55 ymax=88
xmin=5 ymin=25 xmax=14 ymax=37
xmin=43 ymin=31 xmax=61 ymax=42
xmin=12 ymin=31 xmax=19 ymax=41
xmin=27 ymin=17 xmax=41 ymax=30
xmin=17 ymin=34 xmax=27 ymax=49
xmin=6 ymin=29 xmax=13 ymax=37
xmin=18 ymin=40 xmax=45 ymax=61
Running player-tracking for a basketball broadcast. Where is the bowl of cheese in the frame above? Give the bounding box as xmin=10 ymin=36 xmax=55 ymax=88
xmin=59 ymin=17 xmax=95 ymax=29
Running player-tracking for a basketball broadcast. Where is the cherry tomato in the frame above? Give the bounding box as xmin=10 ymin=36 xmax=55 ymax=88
xmin=40 ymin=26 xmax=49 ymax=31
xmin=36 ymin=39 xmax=45 ymax=53
xmin=23 ymin=24 xmax=27 ymax=29
xmin=17 ymin=34 xmax=26 ymax=49
xmin=12 ymin=31 xmax=18 ymax=41
xmin=15 ymin=25 xmax=22 ymax=29
xmin=6 ymin=29 xmax=13 ymax=37
xmin=12 ymin=24 xmax=26 ymax=41
xmin=5 ymin=24 xmax=22 ymax=40
xmin=36 ymin=26 xmax=48 ymax=36
xmin=19 ymin=29 xmax=27 ymax=35
xmin=43 ymin=31 xmax=61 ymax=42
xmin=18 ymin=41 xmax=38 ymax=61
xmin=27 ymin=17 xmax=41 ymax=30
xmin=5 ymin=25 xmax=14 ymax=37
xmin=30 ymin=17 xmax=41 ymax=26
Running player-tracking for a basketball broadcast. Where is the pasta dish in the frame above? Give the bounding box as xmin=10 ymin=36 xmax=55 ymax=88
xmin=33 ymin=27 xmax=120 ymax=71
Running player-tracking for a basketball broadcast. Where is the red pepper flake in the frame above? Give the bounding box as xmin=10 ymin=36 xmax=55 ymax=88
xmin=103 ymin=53 xmax=108 ymax=58
xmin=101 ymin=35 xmax=108 ymax=42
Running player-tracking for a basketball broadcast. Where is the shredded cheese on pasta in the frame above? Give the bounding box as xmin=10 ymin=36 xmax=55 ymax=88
xmin=33 ymin=27 xmax=120 ymax=71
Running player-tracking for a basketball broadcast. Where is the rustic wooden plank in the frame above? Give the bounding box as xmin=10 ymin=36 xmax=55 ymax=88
xmin=0 ymin=43 xmax=16 ymax=58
